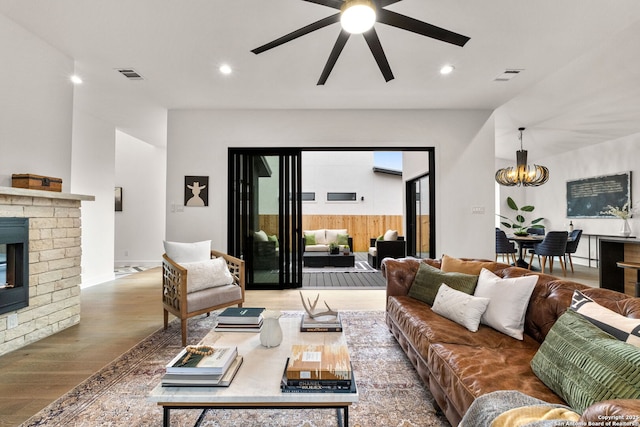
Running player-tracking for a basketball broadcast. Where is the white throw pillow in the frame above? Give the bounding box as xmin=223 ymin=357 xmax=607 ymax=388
xmin=181 ymin=258 xmax=234 ymax=293
xmin=254 ymin=230 xmax=268 ymax=242
xmin=474 ymin=268 xmax=538 ymax=340
xmin=325 ymin=229 xmax=348 ymax=244
xmin=432 ymin=284 xmax=490 ymax=332
xmin=163 ymin=240 xmax=211 ymax=263
xmin=383 ymin=229 xmax=398 ymax=241
xmin=304 ymin=229 xmax=327 ymax=245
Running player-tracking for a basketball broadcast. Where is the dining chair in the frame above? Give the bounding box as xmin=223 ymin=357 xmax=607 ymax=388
xmin=528 ymin=231 xmax=568 ymax=276
xmin=564 ymin=229 xmax=583 ymax=273
xmin=495 ymin=228 xmax=517 ymax=264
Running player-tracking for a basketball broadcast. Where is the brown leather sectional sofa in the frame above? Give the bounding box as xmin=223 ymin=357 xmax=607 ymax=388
xmin=382 ymin=257 xmax=640 ymax=426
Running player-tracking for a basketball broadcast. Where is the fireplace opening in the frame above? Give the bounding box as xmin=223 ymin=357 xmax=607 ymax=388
xmin=0 ymin=218 xmax=29 ymax=315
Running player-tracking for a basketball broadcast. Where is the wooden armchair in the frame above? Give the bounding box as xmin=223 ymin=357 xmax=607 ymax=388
xmin=162 ymin=249 xmax=245 ymax=346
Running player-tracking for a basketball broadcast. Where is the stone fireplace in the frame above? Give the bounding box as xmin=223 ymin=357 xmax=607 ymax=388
xmin=0 ymin=217 xmax=29 ymax=315
xmin=0 ymin=187 xmax=94 ymax=356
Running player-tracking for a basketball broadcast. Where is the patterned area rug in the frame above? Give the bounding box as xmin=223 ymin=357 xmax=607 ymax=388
xmin=22 ymin=311 xmax=449 ymax=427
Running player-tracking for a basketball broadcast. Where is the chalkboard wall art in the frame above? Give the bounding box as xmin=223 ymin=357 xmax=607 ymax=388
xmin=566 ymin=172 xmax=631 ymax=218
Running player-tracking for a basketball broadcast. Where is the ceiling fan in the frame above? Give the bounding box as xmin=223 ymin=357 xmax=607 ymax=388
xmin=251 ymin=0 xmax=470 ymax=85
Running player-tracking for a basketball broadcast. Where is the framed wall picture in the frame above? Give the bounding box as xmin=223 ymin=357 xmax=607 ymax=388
xmin=184 ymin=176 xmax=209 ymax=206
xmin=566 ymin=172 xmax=631 ymax=218
xmin=115 ymin=187 xmax=123 ymax=212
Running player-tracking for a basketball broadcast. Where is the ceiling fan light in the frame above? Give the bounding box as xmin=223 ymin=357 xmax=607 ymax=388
xmin=340 ymin=0 xmax=376 ymax=34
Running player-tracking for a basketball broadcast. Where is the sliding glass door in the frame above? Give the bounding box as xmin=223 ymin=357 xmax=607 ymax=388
xmin=228 ymin=149 xmax=303 ymax=289
xmin=406 ymin=172 xmax=435 ymax=259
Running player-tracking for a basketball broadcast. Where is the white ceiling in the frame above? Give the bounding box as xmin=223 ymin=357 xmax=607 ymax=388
xmin=2 ymin=0 xmax=640 ymax=159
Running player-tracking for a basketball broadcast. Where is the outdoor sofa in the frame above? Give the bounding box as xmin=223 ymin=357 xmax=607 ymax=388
xmin=382 ymin=255 xmax=640 ymax=426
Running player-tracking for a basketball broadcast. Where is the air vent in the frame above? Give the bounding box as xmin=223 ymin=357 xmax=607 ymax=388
xmin=116 ymin=68 xmax=144 ymax=80
xmin=494 ymin=69 xmax=523 ymax=82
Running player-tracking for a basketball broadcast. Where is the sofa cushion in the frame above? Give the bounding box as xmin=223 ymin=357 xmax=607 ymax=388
xmin=181 ymin=258 xmax=234 ymax=293
xmin=325 ymin=229 xmax=347 ymax=244
xmin=254 ymin=230 xmax=268 ymax=242
xmin=407 ymin=262 xmax=478 ymax=306
xmin=186 ymin=284 xmax=242 ymax=313
xmin=305 ymin=244 xmax=327 ymax=252
xmin=441 ymin=254 xmax=498 ymax=275
xmin=474 ymin=268 xmax=538 ymax=340
xmin=163 ymin=240 xmax=211 ymax=263
xmin=530 ymin=309 xmax=640 ymax=413
xmin=570 ymin=290 xmax=640 ymax=347
xmin=428 ymin=343 xmax=565 ymax=419
xmin=336 ymin=233 xmax=349 ymax=246
xmin=304 ymin=234 xmax=317 ymax=245
xmin=432 ymin=284 xmax=490 ymax=332
xmin=304 ymin=229 xmax=327 ymax=244
xmin=387 ymin=296 xmax=540 ymax=355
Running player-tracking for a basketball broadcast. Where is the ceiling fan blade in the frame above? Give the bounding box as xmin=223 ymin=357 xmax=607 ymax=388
xmin=376 ymin=0 xmax=404 ymax=6
xmin=317 ymin=30 xmax=350 ymax=85
xmin=301 ymin=0 xmax=344 ymax=9
xmin=377 ymin=9 xmax=470 ymax=47
xmin=252 ymin=14 xmax=340 ymax=54
xmin=363 ymin=28 xmax=394 ymax=82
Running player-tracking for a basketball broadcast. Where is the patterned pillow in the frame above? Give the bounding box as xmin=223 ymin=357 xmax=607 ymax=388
xmin=570 ymin=290 xmax=640 ymax=347
xmin=407 ymin=262 xmax=478 ymax=306
xmin=530 ymin=309 xmax=640 ymax=413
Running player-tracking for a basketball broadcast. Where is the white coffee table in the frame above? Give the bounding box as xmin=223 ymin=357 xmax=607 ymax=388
xmin=149 ymin=317 xmax=358 ymax=427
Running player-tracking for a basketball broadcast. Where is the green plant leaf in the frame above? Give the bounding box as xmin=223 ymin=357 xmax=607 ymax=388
xmin=516 ymin=214 xmax=526 ymax=224
xmin=531 ymin=218 xmax=544 ymax=224
xmin=521 ymin=205 xmax=535 ymax=212
xmin=507 ymin=197 xmax=518 ymax=211
xmin=500 ymin=222 xmax=513 ymax=228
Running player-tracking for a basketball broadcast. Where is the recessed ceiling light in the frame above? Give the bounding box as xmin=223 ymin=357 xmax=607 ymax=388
xmin=219 ymin=64 xmax=232 ymax=75
xmin=70 ymin=74 xmax=83 ymax=84
xmin=440 ymin=65 xmax=455 ymax=75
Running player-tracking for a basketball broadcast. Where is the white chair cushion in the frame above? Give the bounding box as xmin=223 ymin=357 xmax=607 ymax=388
xmin=254 ymin=230 xmax=268 ymax=242
xmin=181 ymin=257 xmax=234 ymax=293
xmin=305 ymin=244 xmax=329 ymax=252
xmin=163 ymin=240 xmax=211 ymax=263
xmin=368 ymin=247 xmax=377 ymax=257
xmin=383 ymin=230 xmax=398 ymax=241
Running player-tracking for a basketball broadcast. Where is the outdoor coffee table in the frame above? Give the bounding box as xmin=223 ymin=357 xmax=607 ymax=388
xmin=149 ymin=317 xmax=358 ymax=427
xmin=303 ymin=252 xmax=355 ymax=268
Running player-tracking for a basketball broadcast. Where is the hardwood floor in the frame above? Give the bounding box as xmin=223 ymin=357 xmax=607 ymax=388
xmin=0 ymin=261 xmax=598 ymax=426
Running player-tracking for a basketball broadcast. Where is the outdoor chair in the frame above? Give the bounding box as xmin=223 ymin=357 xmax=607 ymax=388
xmin=162 ymin=246 xmax=245 ymax=346
xmin=528 ymin=231 xmax=568 ymax=276
xmin=495 ymin=228 xmax=517 ymax=264
xmin=564 ymin=229 xmax=583 ymax=273
xmin=368 ymin=236 xmax=406 ymax=269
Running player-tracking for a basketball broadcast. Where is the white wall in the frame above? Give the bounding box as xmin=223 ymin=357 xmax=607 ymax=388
xmin=0 ymin=14 xmax=73 ymax=188
xmin=114 ymin=131 xmax=166 ymax=266
xmin=300 ymin=151 xmax=403 ymax=216
xmin=70 ymin=110 xmax=115 ymax=287
xmin=166 ymin=109 xmax=496 ymax=258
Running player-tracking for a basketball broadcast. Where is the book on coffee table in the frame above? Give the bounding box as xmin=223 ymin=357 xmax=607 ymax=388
xmin=162 ymin=355 xmax=243 ymax=387
xmin=166 ymin=346 xmax=238 ymax=375
xmin=300 ymin=313 xmax=342 ymax=332
xmin=280 ymin=358 xmax=355 ymax=393
xmin=216 ymin=307 xmax=265 ymax=324
xmin=286 ymin=344 xmax=352 ymax=381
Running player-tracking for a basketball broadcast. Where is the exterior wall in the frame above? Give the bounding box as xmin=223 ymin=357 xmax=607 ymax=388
xmin=0 ymin=190 xmax=91 ymax=356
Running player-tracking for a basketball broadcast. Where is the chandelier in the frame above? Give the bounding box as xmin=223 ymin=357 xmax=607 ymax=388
xmin=495 ymin=127 xmax=549 ymax=187
xmin=340 ymin=0 xmax=377 ymax=34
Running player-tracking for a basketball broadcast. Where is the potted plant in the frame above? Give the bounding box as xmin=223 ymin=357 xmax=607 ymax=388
xmin=498 ymin=197 xmax=544 ymax=236
xmin=329 ymin=242 xmax=340 ymax=254
xmin=343 ymin=245 xmax=350 ymax=255
xmin=601 ymin=202 xmax=636 ymax=237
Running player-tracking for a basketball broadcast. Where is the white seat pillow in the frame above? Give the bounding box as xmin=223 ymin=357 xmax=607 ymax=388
xmin=304 ymin=229 xmax=327 ymax=245
xmin=383 ymin=229 xmax=398 ymax=241
xmin=181 ymin=258 xmax=234 ymax=293
xmin=326 ymin=229 xmax=348 ymax=244
xmin=163 ymin=240 xmax=211 ymax=263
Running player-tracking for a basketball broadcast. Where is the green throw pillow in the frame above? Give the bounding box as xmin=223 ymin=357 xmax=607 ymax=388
xmin=304 ymin=234 xmax=316 ymax=245
xmin=530 ymin=309 xmax=640 ymax=413
xmin=336 ymin=233 xmax=349 ymax=246
xmin=407 ymin=262 xmax=479 ymax=306
xmin=268 ymin=234 xmax=279 ymax=248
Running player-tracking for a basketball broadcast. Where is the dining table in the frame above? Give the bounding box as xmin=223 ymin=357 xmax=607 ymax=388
xmin=507 ymin=234 xmax=574 ymax=270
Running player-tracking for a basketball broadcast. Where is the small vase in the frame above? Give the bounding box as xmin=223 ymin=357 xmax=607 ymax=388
xmin=260 ymin=310 xmax=282 ymax=348
xmin=620 ymin=219 xmax=631 ymax=237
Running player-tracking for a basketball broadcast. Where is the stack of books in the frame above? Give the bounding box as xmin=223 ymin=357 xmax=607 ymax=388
xmin=214 ymin=307 xmax=265 ymax=332
xmin=281 ymin=344 xmax=355 ymax=393
xmin=300 ymin=313 xmax=343 ymax=332
xmin=161 ymin=345 xmax=242 ymax=387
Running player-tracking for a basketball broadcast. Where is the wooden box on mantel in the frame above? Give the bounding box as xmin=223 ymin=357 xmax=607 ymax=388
xmin=12 ymin=174 xmax=62 ymax=192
